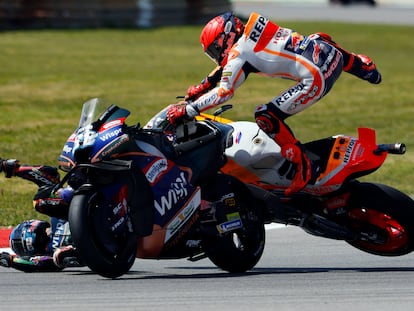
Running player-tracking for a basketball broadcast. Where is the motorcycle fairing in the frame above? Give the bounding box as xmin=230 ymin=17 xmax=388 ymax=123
xmin=136 ymin=187 xmax=201 ymax=259
xmin=222 ymin=120 xmax=390 ymax=196
xmin=58 ymin=132 xmax=77 ymax=171
xmin=313 ymin=128 xmax=387 ymax=191
xmin=119 ymin=152 xmax=201 ymax=257
xmin=58 ymin=101 xmax=131 ymax=171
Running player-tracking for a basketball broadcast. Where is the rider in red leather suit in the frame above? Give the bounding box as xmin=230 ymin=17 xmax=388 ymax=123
xmin=167 ymin=12 xmax=381 ymax=196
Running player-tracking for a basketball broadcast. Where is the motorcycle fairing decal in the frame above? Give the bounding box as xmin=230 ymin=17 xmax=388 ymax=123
xmin=235 ymin=131 xmax=243 ymax=144
xmin=113 ymin=151 xmax=193 ymax=188
xmin=315 ymin=132 xmax=387 ymax=189
xmin=315 ymin=136 xmax=356 ymax=185
xmin=153 ymin=170 xmax=194 ymax=218
xmin=136 ymin=188 xmax=201 ymax=258
xmin=124 ymin=151 xmax=195 ymax=224
xmin=144 ymin=158 xmax=168 ymax=184
xmin=163 ymin=187 xmax=201 ymax=243
xmin=100 ymin=118 xmax=125 ymax=131
xmin=58 ymin=132 xmax=77 ymax=170
xmin=217 ymin=218 xmax=243 ymax=234
xmin=143 ymin=157 xmax=182 ymax=188
xmin=91 ymin=134 xmax=131 ymax=162
xmin=90 ymin=123 xmax=126 ymax=158
xmin=48 ymin=217 xmax=70 ymax=253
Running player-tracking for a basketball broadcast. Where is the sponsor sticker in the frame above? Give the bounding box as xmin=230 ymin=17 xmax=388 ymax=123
xmin=216 ymin=218 xmax=243 ymax=234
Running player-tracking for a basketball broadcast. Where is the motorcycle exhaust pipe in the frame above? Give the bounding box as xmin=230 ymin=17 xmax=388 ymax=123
xmin=375 ymin=143 xmax=406 ymax=155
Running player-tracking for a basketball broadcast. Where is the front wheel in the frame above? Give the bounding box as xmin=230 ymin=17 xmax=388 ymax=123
xmin=69 ymin=190 xmax=137 ymax=278
xmin=202 ymin=174 xmax=266 ymax=273
xmin=345 ymin=182 xmax=414 ymax=256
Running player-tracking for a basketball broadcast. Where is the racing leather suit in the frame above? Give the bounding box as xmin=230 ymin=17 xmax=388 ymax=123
xmin=188 ymin=12 xmax=344 ymax=147
xmin=179 ymin=12 xmax=383 ymax=195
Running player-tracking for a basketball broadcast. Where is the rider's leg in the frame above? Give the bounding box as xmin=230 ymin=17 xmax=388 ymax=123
xmin=315 ymin=32 xmax=381 ymax=84
xmin=254 ymin=103 xmax=312 ymax=196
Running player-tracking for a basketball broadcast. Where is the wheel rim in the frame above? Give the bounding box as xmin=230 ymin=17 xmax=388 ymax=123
xmin=348 ymin=208 xmax=409 ymax=254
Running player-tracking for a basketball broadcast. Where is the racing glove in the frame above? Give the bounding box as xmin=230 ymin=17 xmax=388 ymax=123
xmin=185 ymin=79 xmax=212 ymax=101
xmin=0 ymin=159 xmax=20 ymax=178
xmin=185 ymin=66 xmax=223 ymax=101
xmin=0 ymin=252 xmax=14 ymax=268
xmin=167 ymin=102 xmax=199 ymax=126
xmin=281 ymin=141 xmax=312 ymax=196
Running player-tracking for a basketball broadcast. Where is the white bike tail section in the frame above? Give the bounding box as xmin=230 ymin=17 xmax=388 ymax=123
xmin=224 ymin=121 xmax=291 ymax=188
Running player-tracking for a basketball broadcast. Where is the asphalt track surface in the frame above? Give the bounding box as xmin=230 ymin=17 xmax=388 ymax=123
xmin=1 ymin=227 xmax=414 ymax=310
xmin=1 ymin=3 xmax=414 ymax=311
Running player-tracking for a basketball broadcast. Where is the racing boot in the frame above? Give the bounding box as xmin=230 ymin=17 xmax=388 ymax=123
xmin=345 ymin=53 xmax=382 ymax=84
xmin=281 ymin=141 xmax=313 ymax=196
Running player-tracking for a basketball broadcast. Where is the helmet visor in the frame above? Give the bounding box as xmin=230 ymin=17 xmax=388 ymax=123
xmin=204 ymin=37 xmax=224 ymax=65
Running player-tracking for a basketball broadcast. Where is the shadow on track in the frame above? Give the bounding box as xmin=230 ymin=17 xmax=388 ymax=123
xmin=65 ymin=265 xmax=414 ymax=280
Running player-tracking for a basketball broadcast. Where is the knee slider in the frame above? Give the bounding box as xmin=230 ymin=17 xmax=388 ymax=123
xmin=254 ymin=105 xmax=280 ymax=135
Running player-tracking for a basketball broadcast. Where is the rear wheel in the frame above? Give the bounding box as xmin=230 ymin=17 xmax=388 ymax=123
xmin=202 ymin=174 xmax=265 ymax=273
xmin=345 ymin=182 xmax=414 ymax=256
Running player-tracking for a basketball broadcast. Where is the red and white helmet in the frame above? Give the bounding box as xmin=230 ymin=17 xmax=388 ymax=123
xmin=200 ymin=12 xmax=244 ymax=66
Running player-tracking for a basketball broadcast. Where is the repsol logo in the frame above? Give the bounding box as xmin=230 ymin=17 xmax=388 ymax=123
xmin=99 ymin=128 xmax=122 ymax=142
xmin=249 ymin=16 xmax=267 ymax=42
xmin=343 ymin=139 xmax=356 ymax=163
xmin=154 ymin=172 xmax=189 ymax=216
xmin=274 ymin=83 xmax=305 ymax=105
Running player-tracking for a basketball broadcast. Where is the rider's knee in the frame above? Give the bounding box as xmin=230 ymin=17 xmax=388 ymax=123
xmin=254 ymin=104 xmax=282 ymax=135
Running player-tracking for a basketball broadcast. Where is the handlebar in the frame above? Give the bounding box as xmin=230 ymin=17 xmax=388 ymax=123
xmin=213 ymin=104 xmax=233 ymax=116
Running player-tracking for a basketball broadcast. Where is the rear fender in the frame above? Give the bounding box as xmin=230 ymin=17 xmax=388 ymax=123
xmin=315 ymin=128 xmax=387 ymax=187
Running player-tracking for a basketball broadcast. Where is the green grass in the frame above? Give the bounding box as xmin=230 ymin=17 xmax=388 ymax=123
xmin=1 ymin=22 xmax=414 ymax=225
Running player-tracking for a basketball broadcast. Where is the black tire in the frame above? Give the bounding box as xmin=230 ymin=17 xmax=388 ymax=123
xmin=202 ymin=175 xmax=266 ymax=273
xmin=345 ymin=182 xmax=414 ymax=256
xmin=69 ymin=191 xmax=137 ymax=278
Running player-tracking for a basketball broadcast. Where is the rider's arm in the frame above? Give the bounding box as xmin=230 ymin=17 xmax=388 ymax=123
xmin=0 ymin=252 xmax=62 ymax=272
xmin=0 ymin=158 xmax=60 ymax=187
xmin=189 ymin=56 xmax=248 ymax=115
xmin=1 ymin=158 xmax=67 ymax=218
xmin=168 ymin=54 xmax=250 ymax=124
xmin=185 ymin=66 xmax=223 ymax=101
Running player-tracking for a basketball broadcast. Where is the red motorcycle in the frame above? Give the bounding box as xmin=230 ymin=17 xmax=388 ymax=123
xmin=200 ymin=105 xmax=414 ymax=256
